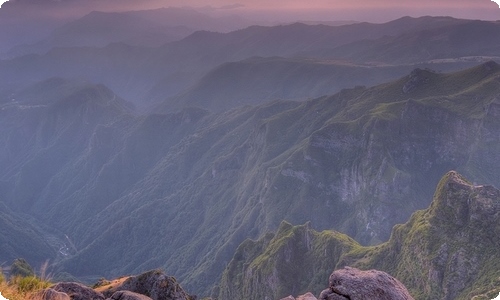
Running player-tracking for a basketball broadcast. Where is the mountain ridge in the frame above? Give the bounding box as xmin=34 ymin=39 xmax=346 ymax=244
xmin=217 ymin=171 xmax=500 ymax=300
xmin=1 ymin=59 xmax=500 ymax=298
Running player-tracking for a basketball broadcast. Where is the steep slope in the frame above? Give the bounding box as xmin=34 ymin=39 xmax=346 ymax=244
xmin=218 ymin=171 xmax=500 ymax=300
xmin=0 ymin=202 xmax=57 ymax=266
xmin=0 ymin=81 xmax=134 ymax=213
xmin=43 ymin=62 xmax=500 ymax=295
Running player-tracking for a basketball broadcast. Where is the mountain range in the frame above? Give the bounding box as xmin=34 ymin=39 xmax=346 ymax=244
xmin=218 ymin=171 xmax=500 ymax=300
xmin=1 ymin=10 xmax=500 ymax=300
xmin=1 ymin=61 xmax=500 ymax=297
xmin=1 ymin=16 xmax=499 ymax=111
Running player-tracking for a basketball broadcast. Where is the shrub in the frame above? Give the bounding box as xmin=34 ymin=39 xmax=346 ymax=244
xmin=10 ymin=259 xmax=34 ymax=278
xmin=17 ymin=276 xmax=51 ymax=294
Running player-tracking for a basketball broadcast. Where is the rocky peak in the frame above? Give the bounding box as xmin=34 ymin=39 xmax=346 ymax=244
xmin=402 ymin=68 xmax=434 ymax=94
xmin=429 ymin=171 xmax=500 ymax=231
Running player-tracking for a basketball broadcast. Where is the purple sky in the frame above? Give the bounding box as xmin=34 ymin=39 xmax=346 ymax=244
xmin=1 ymin=0 xmax=499 ymax=22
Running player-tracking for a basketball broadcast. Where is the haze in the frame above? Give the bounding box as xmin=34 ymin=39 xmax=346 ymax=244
xmin=1 ymin=0 xmax=499 ymax=22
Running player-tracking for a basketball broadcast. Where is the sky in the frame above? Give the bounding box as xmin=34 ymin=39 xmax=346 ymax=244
xmin=0 ymin=0 xmax=499 ymax=22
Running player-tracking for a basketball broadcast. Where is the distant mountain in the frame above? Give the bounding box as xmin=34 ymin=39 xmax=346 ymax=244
xmin=218 ymin=171 xmax=500 ymax=300
xmin=1 ymin=16 xmax=498 ymax=111
xmin=163 ymin=56 xmax=491 ymax=112
xmin=314 ymin=19 xmax=500 ymax=64
xmin=3 ymin=7 xmax=254 ymax=59
xmin=3 ymin=11 xmax=193 ymax=59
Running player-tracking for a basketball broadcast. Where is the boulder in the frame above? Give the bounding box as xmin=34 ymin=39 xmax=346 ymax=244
xmin=107 ymin=290 xmax=153 ymax=300
xmin=297 ymin=292 xmax=318 ymax=300
xmin=31 ymin=288 xmax=71 ymax=300
xmin=101 ymin=269 xmax=195 ymax=300
xmin=319 ymin=267 xmax=414 ymax=300
xmin=51 ymin=282 xmax=106 ymax=300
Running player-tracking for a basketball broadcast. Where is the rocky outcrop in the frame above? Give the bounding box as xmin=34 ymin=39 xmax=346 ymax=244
xmin=319 ymin=267 xmax=414 ymax=300
xmin=38 ymin=269 xmax=193 ymax=300
xmin=51 ymin=282 xmax=105 ymax=300
xmin=100 ymin=270 xmax=195 ymax=300
xmin=218 ymin=171 xmax=500 ymax=300
xmin=32 ymin=288 xmax=71 ymax=300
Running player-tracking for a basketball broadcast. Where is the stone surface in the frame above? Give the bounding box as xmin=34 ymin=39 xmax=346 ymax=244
xmin=51 ymin=282 xmax=106 ymax=300
xmin=320 ymin=267 xmax=414 ymax=300
xmin=101 ymin=269 xmax=195 ymax=300
xmin=297 ymin=292 xmax=319 ymax=300
xmin=33 ymin=288 xmax=71 ymax=300
xmin=107 ymin=290 xmax=153 ymax=300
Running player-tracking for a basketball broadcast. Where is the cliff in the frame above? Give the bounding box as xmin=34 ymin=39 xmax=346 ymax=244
xmin=217 ymin=171 xmax=500 ymax=300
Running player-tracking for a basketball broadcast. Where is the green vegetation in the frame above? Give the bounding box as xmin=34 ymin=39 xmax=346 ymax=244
xmin=0 ymin=260 xmax=52 ymax=300
xmin=10 ymin=259 xmax=34 ymax=278
xmin=218 ymin=171 xmax=500 ymax=300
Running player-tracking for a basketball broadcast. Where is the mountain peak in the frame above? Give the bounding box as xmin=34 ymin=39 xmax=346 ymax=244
xmin=480 ymin=60 xmax=500 ymax=72
xmin=430 ymin=170 xmax=500 ymax=229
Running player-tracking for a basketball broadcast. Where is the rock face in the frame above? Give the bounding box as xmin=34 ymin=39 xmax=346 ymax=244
xmin=218 ymin=171 xmax=500 ymax=300
xmin=319 ymin=267 xmax=414 ymax=300
xmin=51 ymin=282 xmax=105 ymax=300
xmin=34 ymin=288 xmax=71 ymax=300
xmin=100 ymin=270 xmax=196 ymax=300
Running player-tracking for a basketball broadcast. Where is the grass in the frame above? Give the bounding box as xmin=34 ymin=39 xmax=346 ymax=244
xmin=0 ymin=262 xmax=53 ymax=300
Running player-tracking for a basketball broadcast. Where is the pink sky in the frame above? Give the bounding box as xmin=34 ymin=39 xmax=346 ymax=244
xmin=124 ymin=0 xmax=500 ymax=21
xmin=1 ymin=0 xmax=499 ymax=22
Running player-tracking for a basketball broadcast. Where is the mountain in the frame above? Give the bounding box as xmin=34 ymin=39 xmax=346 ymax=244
xmin=314 ymin=19 xmax=500 ymax=64
xmin=0 ymin=16 xmax=498 ymax=111
xmin=0 ymin=202 xmax=57 ymax=265
xmin=0 ymin=62 xmax=487 ymax=296
xmin=1 ymin=17 xmax=500 ymax=294
xmin=217 ymin=171 xmax=500 ymax=300
xmin=163 ymin=56 xmax=489 ymax=112
xmin=3 ymin=11 xmax=193 ymax=59
xmin=3 ymin=7 xmax=254 ymax=59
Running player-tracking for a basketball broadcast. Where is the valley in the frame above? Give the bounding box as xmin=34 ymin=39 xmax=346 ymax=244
xmin=0 ymin=3 xmax=499 ymax=299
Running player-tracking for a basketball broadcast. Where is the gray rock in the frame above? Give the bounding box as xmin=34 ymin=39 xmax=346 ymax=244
xmin=51 ymin=282 xmax=106 ymax=300
xmin=320 ymin=267 xmax=414 ymax=300
xmin=33 ymin=288 xmax=71 ymax=300
xmin=107 ymin=290 xmax=153 ymax=300
xmin=297 ymin=292 xmax=318 ymax=300
xmin=102 ymin=269 xmax=195 ymax=300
